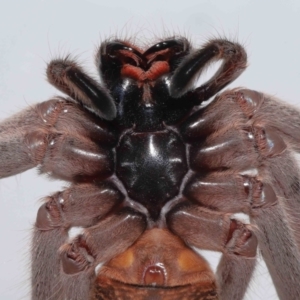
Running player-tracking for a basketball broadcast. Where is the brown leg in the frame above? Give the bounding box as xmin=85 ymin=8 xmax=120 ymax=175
xmin=181 ymin=89 xmax=300 ymax=299
xmin=216 ymin=253 xmax=255 ymax=300
xmin=0 ymin=98 xmax=117 ymax=181
xmin=59 ymin=207 xmax=146 ymax=299
xmin=253 ymin=153 xmax=300 ymax=300
xmin=31 ymin=181 xmax=142 ymax=300
xmin=166 ymin=202 xmax=257 ymax=300
xmin=31 ymin=228 xmax=66 ymax=300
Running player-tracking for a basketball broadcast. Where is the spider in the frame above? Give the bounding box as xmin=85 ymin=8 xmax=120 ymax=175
xmin=1 ymin=35 xmax=300 ymax=300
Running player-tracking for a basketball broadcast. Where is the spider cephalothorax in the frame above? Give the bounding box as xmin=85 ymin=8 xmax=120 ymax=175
xmin=47 ymin=37 xmax=247 ymax=221
xmin=1 ymin=36 xmax=300 ymax=300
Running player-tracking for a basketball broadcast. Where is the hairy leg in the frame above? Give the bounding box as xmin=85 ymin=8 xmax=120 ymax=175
xmin=0 ymin=98 xmax=117 ymax=181
xmin=32 ymin=181 xmax=146 ymax=300
xmin=167 ymin=202 xmax=257 ymax=300
xmin=180 ymin=89 xmax=300 ymax=299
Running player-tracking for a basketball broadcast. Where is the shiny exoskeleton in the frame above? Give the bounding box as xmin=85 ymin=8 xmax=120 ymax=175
xmin=100 ymin=39 xmax=193 ymax=221
xmin=2 ymin=36 xmax=300 ymax=300
xmin=65 ymin=37 xmax=247 ymax=221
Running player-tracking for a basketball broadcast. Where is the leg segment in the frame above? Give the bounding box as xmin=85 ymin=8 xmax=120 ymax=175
xmin=0 ymin=98 xmax=117 ymax=181
xmin=254 ymin=152 xmax=300 ymax=300
xmin=32 ymin=228 xmax=66 ymax=300
xmin=216 ymin=251 xmax=256 ymax=300
xmin=184 ymin=171 xmax=276 ymax=213
xmin=166 ymin=202 xmax=257 ymax=300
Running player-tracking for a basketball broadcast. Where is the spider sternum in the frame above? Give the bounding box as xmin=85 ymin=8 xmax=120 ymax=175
xmin=115 ymin=127 xmax=188 ymax=220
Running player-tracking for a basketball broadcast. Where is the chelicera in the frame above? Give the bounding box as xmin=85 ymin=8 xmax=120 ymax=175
xmin=1 ymin=36 xmax=300 ymax=300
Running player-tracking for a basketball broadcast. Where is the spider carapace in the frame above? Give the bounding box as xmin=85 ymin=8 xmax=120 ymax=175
xmin=1 ymin=36 xmax=300 ymax=300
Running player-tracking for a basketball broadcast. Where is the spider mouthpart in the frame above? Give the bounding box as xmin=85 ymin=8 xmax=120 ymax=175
xmin=47 ymin=59 xmax=117 ymax=121
xmin=99 ymin=37 xmax=196 ymax=131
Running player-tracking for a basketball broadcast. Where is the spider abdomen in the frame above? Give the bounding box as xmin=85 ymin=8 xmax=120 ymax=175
xmin=116 ymin=130 xmax=187 ymax=219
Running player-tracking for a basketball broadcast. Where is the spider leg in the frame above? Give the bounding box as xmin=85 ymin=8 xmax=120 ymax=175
xmin=0 ymin=98 xmax=117 ymax=181
xmin=32 ymin=181 xmax=122 ymax=300
xmin=169 ymin=39 xmax=247 ymax=100
xmin=32 ymin=181 xmax=146 ymax=300
xmin=59 ymin=207 xmax=146 ymax=300
xmin=0 ymin=99 xmax=123 ymax=299
xmin=180 ymin=89 xmax=300 ymax=299
xmin=167 ymin=202 xmax=257 ymax=300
